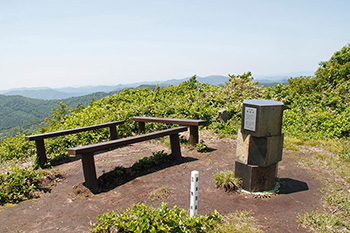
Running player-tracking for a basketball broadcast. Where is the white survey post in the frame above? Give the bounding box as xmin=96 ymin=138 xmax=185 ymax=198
xmin=190 ymin=170 xmax=199 ymax=217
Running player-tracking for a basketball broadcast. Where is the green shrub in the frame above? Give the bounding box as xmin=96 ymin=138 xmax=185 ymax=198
xmin=91 ymin=202 xmax=222 ymax=233
xmin=0 ymin=167 xmax=42 ymax=204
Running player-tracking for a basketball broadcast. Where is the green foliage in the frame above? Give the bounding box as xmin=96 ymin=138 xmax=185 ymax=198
xmin=1 ymin=74 xmax=265 ymax=162
xmin=213 ymin=170 xmax=242 ymax=192
xmin=131 ymin=150 xmax=170 ymax=171
xmin=0 ymin=167 xmax=42 ymax=204
xmin=91 ymin=202 xmax=222 ymax=233
xmin=0 ymin=134 xmax=35 ymax=161
xmin=267 ymin=43 xmax=350 ymax=139
xmin=196 ymin=140 xmax=208 ymax=153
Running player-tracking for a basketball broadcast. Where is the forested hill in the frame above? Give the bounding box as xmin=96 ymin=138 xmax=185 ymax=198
xmin=0 ymin=91 xmax=114 ymax=139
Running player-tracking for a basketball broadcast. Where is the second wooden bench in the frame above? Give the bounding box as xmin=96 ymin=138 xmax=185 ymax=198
xmin=68 ymin=126 xmax=188 ymax=192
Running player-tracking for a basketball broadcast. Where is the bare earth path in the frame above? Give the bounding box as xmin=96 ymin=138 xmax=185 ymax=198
xmin=0 ymin=131 xmax=323 ymax=232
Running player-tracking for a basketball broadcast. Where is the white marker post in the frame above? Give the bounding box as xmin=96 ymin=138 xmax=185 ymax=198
xmin=190 ymin=170 xmax=199 ymax=217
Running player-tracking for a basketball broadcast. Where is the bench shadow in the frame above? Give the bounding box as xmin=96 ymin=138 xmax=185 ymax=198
xmin=206 ymin=147 xmax=217 ymax=153
xmin=92 ymin=156 xmax=198 ymax=194
xmin=279 ymin=178 xmax=309 ymax=194
xmin=49 ymin=154 xmax=82 ymax=166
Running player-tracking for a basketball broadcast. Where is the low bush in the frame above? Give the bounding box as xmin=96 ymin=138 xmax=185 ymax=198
xmin=0 ymin=166 xmax=60 ymax=205
xmin=91 ymin=202 xmax=222 ymax=233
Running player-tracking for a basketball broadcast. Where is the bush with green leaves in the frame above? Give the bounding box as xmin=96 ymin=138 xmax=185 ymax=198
xmin=91 ymin=202 xmax=222 ymax=233
xmin=266 ymin=43 xmax=350 ymax=140
xmin=0 ymin=166 xmax=43 ymax=204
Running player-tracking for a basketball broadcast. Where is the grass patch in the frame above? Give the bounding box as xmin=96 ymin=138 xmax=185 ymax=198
xmin=213 ymin=170 xmax=242 ymax=192
xmin=216 ymin=210 xmax=263 ymax=233
xmin=148 ymin=185 xmax=172 ymax=200
xmin=298 ymin=212 xmax=350 ymax=232
xmin=297 ymin=139 xmax=350 ymax=232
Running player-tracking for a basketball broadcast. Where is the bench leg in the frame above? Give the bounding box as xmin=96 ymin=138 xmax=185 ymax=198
xmin=138 ymin=122 xmax=145 ymax=134
xmin=109 ymin=126 xmax=118 ymax=140
xmin=81 ymin=152 xmax=98 ymax=192
xmin=35 ymin=139 xmax=47 ymax=164
xmin=170 ymin=133 xmax=182 ymax=159
xmin=189 ymin=126 xmax=199 ymax=146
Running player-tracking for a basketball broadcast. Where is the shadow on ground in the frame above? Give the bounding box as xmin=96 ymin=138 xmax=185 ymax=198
xmin=279 ymin=178 xmax=309 ymax=194
xmin=91 ymin=156 xmax=198 ymax=193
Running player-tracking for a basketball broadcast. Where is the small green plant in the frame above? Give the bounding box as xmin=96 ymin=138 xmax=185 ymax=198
xmin=91 ymin=202 xmax=222 ymax=233
xmin=213 ymin=170 xmax=242 ymax=192
xmin=179 ymin=135 xmax=190 ymax=145
xmin=196 ymin=140 xmax=208 ymax=153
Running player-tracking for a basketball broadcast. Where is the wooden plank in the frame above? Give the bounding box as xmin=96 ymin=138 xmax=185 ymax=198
xmin=131 ymin=116 xmax=207 ymax=126
xmin=25 ymin=120 xmax=124 ymax=141
xmin=68 ymin=126 xmax=188 ymax=155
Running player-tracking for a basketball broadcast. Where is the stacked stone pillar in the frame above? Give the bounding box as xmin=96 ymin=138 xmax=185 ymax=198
xmin=235 ymin=99 xmax=284 ymax=192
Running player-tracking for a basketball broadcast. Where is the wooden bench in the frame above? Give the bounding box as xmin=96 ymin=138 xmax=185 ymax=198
xmin=131 ymin=116 xmax=207 ymax=146
xmin=68 ymin=126 xmax=188 ymax=192
xmin=25 ymin=121 xmax=125 ymax=164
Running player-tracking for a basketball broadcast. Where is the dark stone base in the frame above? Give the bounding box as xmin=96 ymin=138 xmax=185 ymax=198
xmin=235 ymin=160 xmax=278 ymax=192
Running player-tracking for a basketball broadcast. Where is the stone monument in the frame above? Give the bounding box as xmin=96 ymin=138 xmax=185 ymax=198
xmin=235 ymin=99 xmax=284 ymax=192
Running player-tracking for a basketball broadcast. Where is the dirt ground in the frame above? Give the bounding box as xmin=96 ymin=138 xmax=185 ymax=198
xmin=0 ymin=131 xmax=324 ymax=232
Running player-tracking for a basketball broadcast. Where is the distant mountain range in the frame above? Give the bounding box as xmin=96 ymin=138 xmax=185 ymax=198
xmin=0 ymin=73 xmax=312 ymax=100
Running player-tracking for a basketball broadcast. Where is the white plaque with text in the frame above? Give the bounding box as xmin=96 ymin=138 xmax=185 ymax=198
xmin=244 ymin=107 xmax=256 ymax=131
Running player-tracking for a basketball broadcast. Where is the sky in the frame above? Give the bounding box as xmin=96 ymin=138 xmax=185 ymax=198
xmin=1 ymin=0 xmax=349 ymax=90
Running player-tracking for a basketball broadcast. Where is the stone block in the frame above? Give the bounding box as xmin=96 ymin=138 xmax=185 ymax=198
xmin=218 ymin=109 xmax=229 ymax=122
xmin=241 ymin=99 xmax=284 ymax=137
xmin=235 ymin=160 xmax=277 ymax=192
xmin=236 ymin=129 xmax=284 ymax=167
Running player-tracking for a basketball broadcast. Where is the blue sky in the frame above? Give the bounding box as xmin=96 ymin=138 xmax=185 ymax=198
xmin=1 ymin=0 xmax=349 ymax=90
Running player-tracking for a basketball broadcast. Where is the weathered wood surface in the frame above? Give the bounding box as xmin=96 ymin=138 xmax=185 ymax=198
xmin=131 ymin=116 xmax=206 ymax=145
